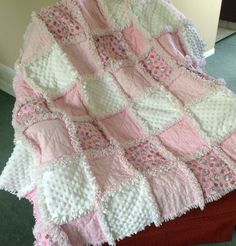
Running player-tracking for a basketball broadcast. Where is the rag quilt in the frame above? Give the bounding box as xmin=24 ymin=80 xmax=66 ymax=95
xmin=1 ymin=0 xmax=236 ymax=245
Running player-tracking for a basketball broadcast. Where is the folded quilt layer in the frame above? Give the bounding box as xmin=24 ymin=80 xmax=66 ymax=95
xmin=1 ymin=0 xmax=236 ymax=245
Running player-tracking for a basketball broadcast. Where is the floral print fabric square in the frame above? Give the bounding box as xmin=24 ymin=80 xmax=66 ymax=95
xmin=125 ymin=140 xmax=167 ymax=172
xmin=94 ymin=34 xmax=128 ymax=66
xmin=141 ymin=49 xmax=172 ymax=82
xmin=75 ymin=121 xmax=109 ymax=150
xmin=187 ymin=151 xmax=236 ymax=201
xmin=38 ymin=4 xmax=83 ymax=42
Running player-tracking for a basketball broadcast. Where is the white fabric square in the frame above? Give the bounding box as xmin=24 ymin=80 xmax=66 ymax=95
xmin=131 ymin=86 xmax=182 ymax=133
xmin=101 ymin=178 xmax=160 ymax=240
xmin=0 ymin=140 xmax=35 ymax=198
xmin=131 ymin=0 xmax=181 ymax=37
xmin=24 ymin=44 xmax=78 ymax=97
xmin=190 ymin=89 xmax=236 ymax=140
xmin=81 ymin=73 xmax=127 ymax=117
xmin=37 ymin=155 xmax=96 ymax=224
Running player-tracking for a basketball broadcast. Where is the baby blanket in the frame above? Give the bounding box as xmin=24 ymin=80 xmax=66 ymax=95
xmin=1 ymin=0 xmax=236 ymax=245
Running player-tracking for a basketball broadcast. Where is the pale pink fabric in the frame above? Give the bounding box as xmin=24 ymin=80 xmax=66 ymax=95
xmin=122 ymin=23 xmax=150 ymax=55
xmin=62 ymin=41 xmax=102 ymax=75
xmin=157 ymin=32 xmax=186 ymax=63
xmin=88 ymin=153 xmax=135 ymax=193
xmin=101 ymin=109 xmax=146 ymax=143
xmin=14 ymin=75 xmax=35 ymax=100
xmin=54 ymin=85 xmax=88 ymax=118
xmin=149 ymin=167 xmax=199 ymax=220
xmin=114 ymin=65 xmax=152 ymax=99
xmin=159 ymin=117 xmax=207 ymax=156
xmin=188 ymin=151 xmax=236 ymax=200
xmin=25 ymin=119 xmax=74 ymax=163
xmin=168 ymin=73 xmax=212 ymax=104
xmin=78 ymin=0 xmax=109 ymax=30
xmin=221 ymin=133 xmax=236 ymax=161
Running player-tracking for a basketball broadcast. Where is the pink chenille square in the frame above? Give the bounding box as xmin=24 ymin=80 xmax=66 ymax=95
xmin=74 ymin=121 xmax=109 ymax=150
xmin=88 ymin=153 xmax=135 ymax=193
xmin=24 ymin=119 xmax=74 ymax=163
xmin=62 ymin=40 xmax=102 ymax=75
xmin=114 ymin=65 xmax=151 ymax=99
xmin=159 ymin=117 xmax=207 ymax=156
xmin=54 ymin=85 xmax=88 ymax=117
xmin=101 ymin=109 xmax=146 ymax=143
xmin=188 ymin=151 xmax=236 ymax=200
xmin=122 ymin=23 xmax=150 ymax=55
xmin=221 ymin=133 xmax=236 ymax=161
xmin=168 ymin=73 xmax=212 ymax=104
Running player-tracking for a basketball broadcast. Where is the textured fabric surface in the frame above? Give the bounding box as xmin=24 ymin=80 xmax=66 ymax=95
xmin=1 ymin=1 xmax=236 ymax=246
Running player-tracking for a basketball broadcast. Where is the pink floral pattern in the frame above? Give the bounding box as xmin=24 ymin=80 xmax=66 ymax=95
xmin=188 ymin=151 xmax=236 ymax=200
xmin=141 ymin=49 xmax=172 ymax=81
xmin=125 ymin=140 xmax=167 ymax=172
xmin=38 ymin=4 xmax=82 ymax=41
xmin=94 ymin=34 xmax=128 ymax=66
xmin=75 ymin=122 xmax=109 ymax=150
xmin=17 ymin=99 xmax=50 ymax=124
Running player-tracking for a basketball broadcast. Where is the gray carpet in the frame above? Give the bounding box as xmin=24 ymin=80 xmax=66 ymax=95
xmin=0 ymin=33 xmax=235 ymax=246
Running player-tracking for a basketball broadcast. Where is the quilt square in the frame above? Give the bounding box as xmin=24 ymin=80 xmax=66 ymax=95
xmin=88 ymin=152 xmax=135 ymax=194
xmin=25 ymin=44 xmax=78 ymax=97
xmin=221 ymin=133 xmax=236 ymax=161
xmin=114 ymin=65 xmax=152 ymax=99
xmin=25 ymin=119 xmax=74 ymax=163
xmin=159 ymin=116 xmax=208 ymax=156
xmin=81 ymin=73 xmax=127 ymax=117
xmin=190 ymin=89 xmax=236 ymax=140
xmin=101 ymin=178 xmax=160 ymax=240
xmin=131 ymin=86 xmax=182 ymax=133
xmin=125 ymin=140 xmax=167 ymax=172
xmin=187 ymin=151 xmax=236 ymax=201
xmin=37 ymin=155 xmax=96 ymax=223
xmin=38 ymin=3 xmax=84 ymax=42
xmin=168 ymin=73 xmax=212 ymax=105
xmin=101 ymin=109 xmax=146 ymax=143
xmin=141 ymin=48 xmax=172 ymax=82
xmin=94 ymin=34 xmax=128 ymax=67
xmin=75 ymin=121 xmax=109 ymax=150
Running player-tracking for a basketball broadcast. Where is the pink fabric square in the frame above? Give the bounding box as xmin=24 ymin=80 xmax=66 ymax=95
xmin=157 ymin=32 xmax=186 ymax=62
xmin=188 ymin=151 xmax=236 ymax=200
xmin=88 ymin=153 xmax=135 ymax=193
xmin=101 ymin=109 xmax=146 ymax=143
xmin=168 ymin=73 xmax=212 ymax=104
xmin=114 ymin=65 xmax=152 ymax=99
xmin=159 ymin=117 xmax=207 ymax=156
xmin=14 ymin=75 xmax=35 ymax=100
xmin=74 ymin=121 xmax=109 ymax=150
xmin=94 ymin=34 xmax=128 ymax=66
xmin=54 ymin=85 xmax=88 ymax=117
xmin=38 ymin=3 xmax=82 ymax=41
xmin=141 ymin=49 xmax=172 ymax=81
xmin=63 ymin=210 xmax=106 ymax=245
xmin=62 ymin=40 xmax=102 ymax=75
xmin=125 ymin=140 xmax=167 ymax=172
xmin=122 ymin=23 xmax=149 ymax=55
xmin=78 ymin=0 xmax=109 ymax=31
xmin=25 ymin=119 xmax=74 ymax=163
xmin=149 ymin=167 xmax=199 ymax=220
xmin=221 ymin=133 xmax=236 ymax=161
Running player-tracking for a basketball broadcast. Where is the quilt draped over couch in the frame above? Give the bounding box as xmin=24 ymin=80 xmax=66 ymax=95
xmin=1 ymin=0 xmax=236 ymax=245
